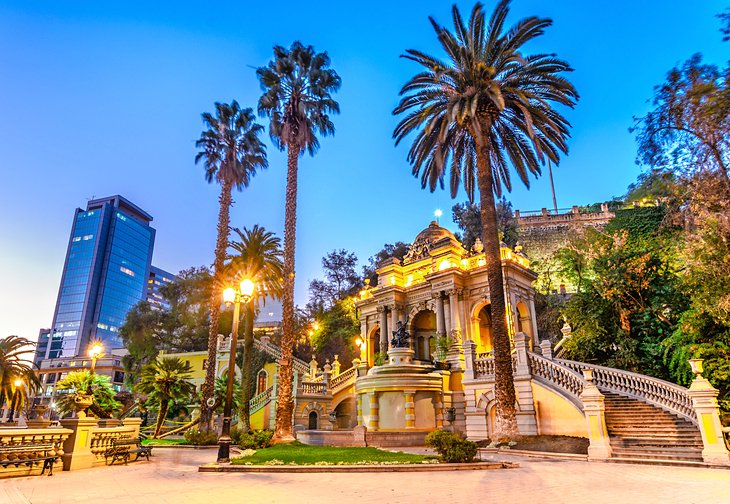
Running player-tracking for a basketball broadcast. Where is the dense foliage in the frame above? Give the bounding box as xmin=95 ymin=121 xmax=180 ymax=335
xmin=55 ymin=371 xmax=122 ymax=418
xmin=424 ymin=430 xmax=478 ymax=463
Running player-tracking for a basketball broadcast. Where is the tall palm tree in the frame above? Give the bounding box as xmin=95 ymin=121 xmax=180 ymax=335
xmin=393 ymin=1 xmax=577 ymax=437
xmin=0 ymin=336 xmax=39 ymax=413
xmin=227 ymin=225 xmax=284 ymax=431
xmin=257 ymin=42 xmax=341 ymax=441
xmin=195 ymin=101 xmax=268 ymax=432
xmin=136 ymin=357 xmax=196 ymax=438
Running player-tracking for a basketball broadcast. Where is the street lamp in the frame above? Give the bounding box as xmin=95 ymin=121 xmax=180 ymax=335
xmin=87 ymin=342 xmax=104 ymax=394
xmin=218 ymin=278 xmax=255 ymax=463
xmin=8 ymin=378 xmax=23 ymax=423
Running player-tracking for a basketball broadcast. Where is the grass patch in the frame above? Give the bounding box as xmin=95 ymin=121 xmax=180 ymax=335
xmin=231 ymin=442 xmax=435 ymax=465
xmin=142 ymin=437 xmax=189 ymax=446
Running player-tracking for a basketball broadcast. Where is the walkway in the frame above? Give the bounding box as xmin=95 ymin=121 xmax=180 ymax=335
xmin=2 ymin=448 xmax=729 ymax=503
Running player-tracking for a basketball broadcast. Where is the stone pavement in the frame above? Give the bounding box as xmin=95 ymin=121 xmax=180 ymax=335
xmin=2 ymin=447 xmax=729 ymax=504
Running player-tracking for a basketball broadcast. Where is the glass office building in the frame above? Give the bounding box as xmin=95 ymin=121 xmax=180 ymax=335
xmin=45 ymin=196 xmax=156 ymax=358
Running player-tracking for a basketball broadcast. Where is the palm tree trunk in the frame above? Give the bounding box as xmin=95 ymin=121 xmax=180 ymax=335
xmin=274 ymin=145 xmax=299 ymax=442
xmin=154 ymin=400 xmax=170 ymax=438
xmin=240 ymin=302 xmax=255 ymax=432
xmin=476 ymin=147 xmax=519 ymax=439
xmin=200 ymin=179 xmax=234 ymax=433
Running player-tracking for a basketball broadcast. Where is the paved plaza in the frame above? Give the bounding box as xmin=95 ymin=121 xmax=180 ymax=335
xmin=2 ymin=449 xmax=730 ymax=504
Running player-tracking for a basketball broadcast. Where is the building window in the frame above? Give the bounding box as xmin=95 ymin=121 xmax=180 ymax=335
xmin=120 ymin=266 xmax=135 ymax=277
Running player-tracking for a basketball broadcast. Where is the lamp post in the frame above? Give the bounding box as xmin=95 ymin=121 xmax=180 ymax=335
xmin=8 ymin=379 xmax=23 ymax=423
xmin=87 ymin=342 xmax=103 ymax=395
xmin=218 ymin=278 xmax=255 ymax=463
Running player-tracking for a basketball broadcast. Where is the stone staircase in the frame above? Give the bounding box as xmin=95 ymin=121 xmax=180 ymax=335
xmin=603 ymin=392 xmax=704 ymax=463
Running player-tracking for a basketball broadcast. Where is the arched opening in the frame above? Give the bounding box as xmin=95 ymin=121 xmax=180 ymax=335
xmin=478 ymin=305 xmax=493 ymax=355
xmin=368 ymin=326 xmax=381 ymax=366
xmin=516 ymin=301 xmax=533 ymax=341
xmin=333 ymin=397 xmax=356 ymax=429
xmin=256 ymin=369 xmax=268 ymax=395
xmin=308 ymin=411 xmax=318 ymax=430
xmin=411 ymin=310 xmax=436 ymax=361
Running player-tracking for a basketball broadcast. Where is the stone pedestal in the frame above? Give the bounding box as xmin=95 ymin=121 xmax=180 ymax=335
xmin=388 ymin=347 xmax=414 ymax=366
xmin=25 ymin=419 xmax=52 ymax=429
xmin=60 ymin=417 xmax=99 ymax=471
xmin=122 ymin=417 xmax=143 ymax=437
xmin=580 ymin=374 xmax=612 ymax=460
xmin=688 ymin=375 xmax=730 ymax=466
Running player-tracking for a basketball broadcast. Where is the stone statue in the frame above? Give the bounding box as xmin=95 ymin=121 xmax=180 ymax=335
xmin=391 ymin=318 xmax=410 ymax=348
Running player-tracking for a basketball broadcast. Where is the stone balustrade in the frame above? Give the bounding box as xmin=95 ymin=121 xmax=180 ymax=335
xmin=330 ymin=366 xmax=357 ymax=392
xmin=557 ymin=358 xmax=696 ymax=423
xmin=299 ymin=381 xmax=328 ymax=396
xmin=89 ymin=425 xmax=138 ymax=465
xmin=250 ymin=385 xmax=274 ymax=414
xmin=0 ymin=428 xmax=72 ymax=478
xmin=529 ymin=352 xmax=586 ymax=408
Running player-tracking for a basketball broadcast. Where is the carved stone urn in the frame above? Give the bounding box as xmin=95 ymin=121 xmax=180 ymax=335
xmin=73 ymin=394 xmax=94 ymax=418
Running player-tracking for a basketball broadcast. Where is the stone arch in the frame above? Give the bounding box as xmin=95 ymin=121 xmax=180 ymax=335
xmin=409 ymin=309 xmax=437 ymax=361
xmin=218 ymin=365 xmax=239 ymax=380
xmin=515 ymin=300 xmax=533 ymax=341
xmin=367 ymin=325 xmax=381 ymax=365
xmin=476 ymin=389 xmax=522 ymax=438
xmin=469 ymin=302 xmax=493 ymax=355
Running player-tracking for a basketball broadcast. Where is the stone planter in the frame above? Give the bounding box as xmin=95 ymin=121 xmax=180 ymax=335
xmin=73 ymin=394 xmax=94 ymax=418
xmin=26 ymin=419 xmax=53 ymax=429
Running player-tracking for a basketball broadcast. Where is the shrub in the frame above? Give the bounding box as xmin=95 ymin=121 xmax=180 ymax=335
xmin=237 ymin=430 xmax=274 ymax=450
xmin=425 ymin=430 xmax=477 ymax=463
xmin=184 ymin=428 xmax=218 ymax=445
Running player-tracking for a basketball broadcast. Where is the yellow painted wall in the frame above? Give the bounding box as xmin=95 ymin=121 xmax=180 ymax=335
xmin=531 ymin=382 xmax=586 ymax=436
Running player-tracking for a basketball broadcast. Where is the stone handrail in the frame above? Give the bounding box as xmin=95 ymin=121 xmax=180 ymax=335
xmin=253 ymin=338 xmax=309 ymax=375
xmin=472 ymin=354 xmax=517 ymax=378
xmin=556 ymin=358 xmax=696 ymax=424
xmin=529 ymin=352 xmax=586 ymax=408
xmin=89 ymin=425 xmax=137 ymax=465
xmin=249 ymin=385 xmax=274 ymax=414
xmin=0 ymin=428 xmax=72 ymax=477
xmin=298 ymin=381 xmax=328 ymax=396
xmin=330 ymin=366 xmax=357 ymax=392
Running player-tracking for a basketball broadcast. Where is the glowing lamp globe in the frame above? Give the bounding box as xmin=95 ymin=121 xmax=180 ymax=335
xmin=239 ymin=279 xmax=255 ymax=301
xmin=14 ymin=378 xmax=23 ymax=387
xmin=89 ymin=343 xmax=103 ymax=358
xmin=223 ymin=287 xmax=236 ymax=305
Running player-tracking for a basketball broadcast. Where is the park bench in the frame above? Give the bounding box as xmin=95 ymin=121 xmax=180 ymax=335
xmin=0 ymin=442 xmax=58 ymax=476
xmin=104 ymin=437 xmax=152 ymax=465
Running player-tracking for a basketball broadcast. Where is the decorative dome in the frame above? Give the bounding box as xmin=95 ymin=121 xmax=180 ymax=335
xmin=403 ymin=221 xmax=458 ymax=264
xmin=413 ymin=221 xmax=456 ymax=245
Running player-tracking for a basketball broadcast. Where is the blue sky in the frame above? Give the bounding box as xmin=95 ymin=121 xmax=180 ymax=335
xmin=0 ymin=1 xmax=727 ymax=342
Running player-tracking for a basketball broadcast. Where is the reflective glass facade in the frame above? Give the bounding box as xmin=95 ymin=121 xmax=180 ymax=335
xmin=45 ymin=196 xmax=156 ymax=358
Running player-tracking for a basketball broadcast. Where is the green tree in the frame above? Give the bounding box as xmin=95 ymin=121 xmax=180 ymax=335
xmin=393 ymin=1 xmax=577 ymax=437
xmin=195 ymin=101 xmax=268 ymax=433
xmin=308 ymin=249 xmax=362 ymax=311
xmin=136 ymin=357 xmax=196 ymax=438
xmin=452 ymin=196 xmax=518 ymax=250
xmin=55 ymin=371 xmax=122 ymax=418
xmin=257 ymin=41 xmax=341 ymax=441
xmin=227 ymin=225 xmax=284 ymax=431
xmin=119 ymin=301 xmax=164 ymax=388
xmin=0 ymin=336 xmax=39 ymax=414
xmin=632 ymin=54 xmax=729 ymax=183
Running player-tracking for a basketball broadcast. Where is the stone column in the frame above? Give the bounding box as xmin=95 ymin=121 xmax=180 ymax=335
xmin=404 ymin=390 xmax=416 ymax=429
xmin=356 ymin=393 xmax=364 ymax=426
xmin=539 ymin=340 xmax=553 ymax=360
xmin=60 ymin=417 xmax=99 ymax=471
xmin=512 ymin=332 xmax=537 ymax=435
xmin=687 ymin=360 xmax=730 ymax=465
xmin=378 ymin=307 xmax=388 ymax=354
xmin=435 ymin=392 xmax=445 ymax=429
xmin=462 ymin=339 xmax=476 ymax=380
xmin=122 ymin=417 xmax=142 ymax=438
xmin=368 ymin=392 xmax=379 ymax=431
xmin=360 ymin=319 xmax=368 ymax=365
xmin=448 ymin=289 xmax=462 ymax=342
xmin=580 ymin=369 xmax=612 ymax=460
xmin=434 ymin=292 xmax=446 ymax=337
xmin=391 ymin=304 xmax=401 ymax=335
